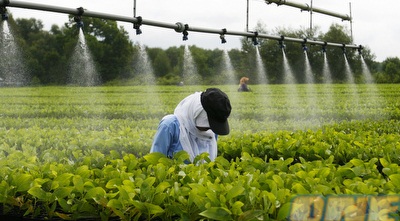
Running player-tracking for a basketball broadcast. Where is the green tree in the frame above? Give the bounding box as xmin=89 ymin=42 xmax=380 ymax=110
xmin=381 ymin=57 xmax=400 ymax=83
xmin=14 ymin=18 xmax=67 ymax=84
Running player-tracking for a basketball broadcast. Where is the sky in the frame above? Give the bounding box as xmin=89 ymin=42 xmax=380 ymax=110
xmin=5 ymin=0 xmax=400 ymax=62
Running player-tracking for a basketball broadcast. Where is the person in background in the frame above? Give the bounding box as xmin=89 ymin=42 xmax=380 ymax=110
xmin=238 ymin=77 xmax=251 ymax=92
xmin=150 ymin=88 xmax=231 ymax=162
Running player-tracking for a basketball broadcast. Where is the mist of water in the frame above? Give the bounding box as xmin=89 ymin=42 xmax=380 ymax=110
xmin=321 ymin=52 xmax=334 ymax=106
xmin=0 ymin=21 xmax=30 ymax=86
xmin=67 ymin=28 xmax=101 ymax=86
xmin=133 ymin=43 xmax=161 ymax=108
xmin=182 ymin=45 xmax=202 ymax=86
xmin=303 ymin=51 xmax=314 ymax=84
xmin=343 ymin=53 xmax=360 ymax=111
xmin=303 ymin=51 xmax=320 ymax=120
xmin=255 ymin=46 xmax=268 ymax=84
xmin=282 ymin=49 xmax=296 ymax=84
xmin=282 ymin=49 xmax=301 ymax=122
xmin=360 ymin=55 xmax=382 ymax=119
xmin=221 ymin=49 xmax=237 ymax=85
xmin=360 ymin=56 xmax=374 ymax=84
xmin=343 ymin=54 xmax=355 ymax=84
xmin=133 ymin=44 xmax=157 ymax=85
xmin=322 ymin=52 xmax=333 ymax=84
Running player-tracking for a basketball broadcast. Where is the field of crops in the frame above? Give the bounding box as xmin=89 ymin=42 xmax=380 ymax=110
xmin=0 ymin=84 xmax=399 ymax=220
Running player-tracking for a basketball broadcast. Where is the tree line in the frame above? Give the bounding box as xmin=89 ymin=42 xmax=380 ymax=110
xmin=1 ymin=15 xmax=400 ymax=85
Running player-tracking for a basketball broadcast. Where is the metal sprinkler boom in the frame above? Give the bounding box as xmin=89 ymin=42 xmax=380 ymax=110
xmin=0 ymin=0 xmax=362 ymax=51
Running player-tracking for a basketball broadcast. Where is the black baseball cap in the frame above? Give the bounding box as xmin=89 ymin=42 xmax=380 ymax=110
xmin=200 ymin=88 xmax=231 ymax=135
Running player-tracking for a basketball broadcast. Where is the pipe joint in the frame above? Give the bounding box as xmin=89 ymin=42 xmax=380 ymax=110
xmin=174 ymin=22 xmax=185 ymax=33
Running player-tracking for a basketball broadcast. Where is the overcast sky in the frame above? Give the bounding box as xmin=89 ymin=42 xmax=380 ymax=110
xmin=5 ymin=0 xmax=399 ymax=62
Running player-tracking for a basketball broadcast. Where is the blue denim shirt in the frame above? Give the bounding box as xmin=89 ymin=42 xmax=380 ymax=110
xmin=150 ymin=114 xmax=219 ymax=159
xmin=150 ymin=115 xmax=183 ymax=158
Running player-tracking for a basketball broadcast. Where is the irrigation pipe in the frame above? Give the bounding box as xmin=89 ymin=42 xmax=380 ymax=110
xmin=0 ymin=0 xmax=362 ymax=50
xmin=265 ymin=0 xmax=351 ymax=21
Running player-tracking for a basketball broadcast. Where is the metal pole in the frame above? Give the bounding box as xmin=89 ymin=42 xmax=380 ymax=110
xmin=246 ymin=0 xmax=249 ymax=32
xmin=349 ymin=2 xmax=353 ymax=43
xmin=265 ymin=0 xmax=351 ymax=21
xmin=133 ymin=0 xmax=136 ymax=18
xmin=309 ymin=0 xmax=313 ymax=38
xmin=0 ymin=0 xmax=361 ymax=50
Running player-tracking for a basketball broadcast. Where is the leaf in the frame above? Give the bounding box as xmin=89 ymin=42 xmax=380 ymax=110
xmin=132 ymin=201 xmax=164 ymax=215
xmin=54 ymin=187 xmax=73 ymax=199
xmin=277 ymin=202 xmax=292 ymax=221
xmin=292 ymin=183 xmax=309 ymax=194
xmin=106 ymin=178 xmax=122 ymax=189
xmin=226 ymin=184 xmax=245 ymax=201
xmin=107 ymin=199 xmax=123 ymax=210
xmin=272 ymin=175 xmax=284 ymax=188
xmin=14 ymin=174 xmax=33 ymax=192
xmin=144 ymin=152 xmax=167 ymax=165
xmin=389 ymin=174 xmax=400 ymax=187
xmin=231 ymin=201 xmax=244 ymax=215
xmin=350 ymin=158 xmax=365 ymax=167
xmin=144 ymin=202 xmax=164 ymax=215
xmin=155 ymin=181 xmax=171 ymax=194
xmin=84 ymin=187 xmax=106 ymax=200
xmin=200 ymin=207 xmax=233 ymax=220
xmin=54 ymin=173 xmax=74 ymax=187
xmin=379 ymin=158 xmax=390 ymax=168
xmin=28 ymin=187 xmax=48 ymax=200
xmin=238 ymin=210 xmax=264 ymax=221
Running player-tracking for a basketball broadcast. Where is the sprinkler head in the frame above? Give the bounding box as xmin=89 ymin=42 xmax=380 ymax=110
xmin=220 ymin=28 xmax=227 ymax=44
xmin=134 ymin=16 xmax=142 ymax=35
xmin=357 ymin=45 xmax=363 ymax=55
xmin=341 ymin=44 xmax=347 ymax=54
xmin=182 ymin=24 xmax=189 ymax=41
xmin=322 ymin=41 xmax=327 ymax=53
xmin=252 ymin=31 xmax=259 ymax=46
xmin=74 ymin=16 xmax=84 ymax=29
xmin=220 ymin=35 xmax=227 ymax=44
xmin=302 ymin=43 xmax=308 ymax=52
xmin=1 ymin=7 xmax=8 ymax=21
xmin=302 ymin=38 xmax=308 ymax=51
xmin=182 ymin=30 xmax=189 ymax=41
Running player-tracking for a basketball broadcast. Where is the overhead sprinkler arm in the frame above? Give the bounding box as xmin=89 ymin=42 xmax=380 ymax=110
xmin=1 ymin=0 xmax=361 ymax=50
xmin=265 ymin=0 xmax=351 ymax=21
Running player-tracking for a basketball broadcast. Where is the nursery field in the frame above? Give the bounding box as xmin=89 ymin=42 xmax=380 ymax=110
xmin=0 ymin=84 xmax=400 ymax=220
